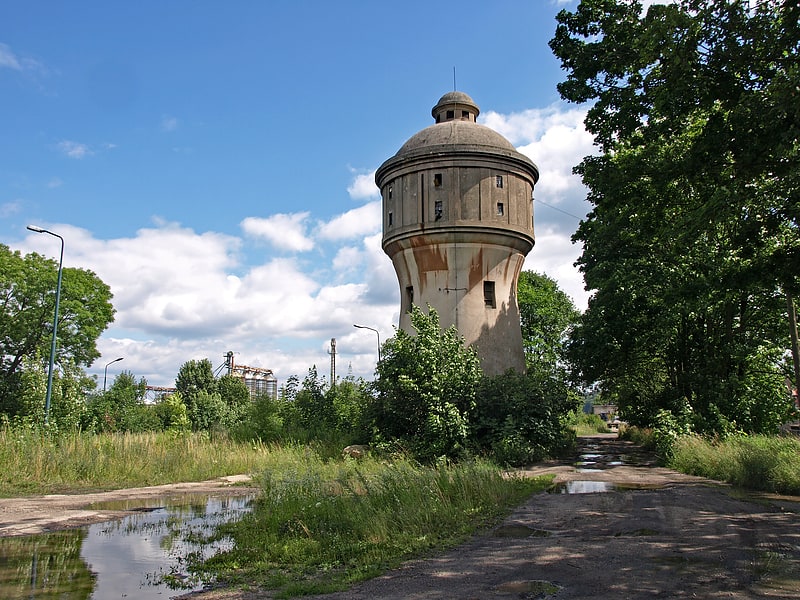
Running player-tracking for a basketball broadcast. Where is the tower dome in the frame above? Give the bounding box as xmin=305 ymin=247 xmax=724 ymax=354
xmin=376 ymin=92 xmax=538 ymax=375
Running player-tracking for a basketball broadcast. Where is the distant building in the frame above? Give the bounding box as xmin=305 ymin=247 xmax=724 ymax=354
xmin=223 ymin=351 xmax=277 ymax=399
xmin=377 ymin=91 xmax=539 ymax=374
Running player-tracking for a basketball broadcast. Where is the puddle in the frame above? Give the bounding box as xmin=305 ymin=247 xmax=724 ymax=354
xmin=0 ymin=494 xmax=254 ymax=599
xmin=551 ymin=480 xmax=616 ymax=494
xmin=550 ymin=480 xmax=667 ymax=494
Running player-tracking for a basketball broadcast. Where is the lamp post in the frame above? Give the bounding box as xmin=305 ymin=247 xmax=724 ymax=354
xmin=103 ymin=357 xmax=124 ymax=392
xmin=353 ymin=324 xmax=381 ymax=363
xmin=26 ymin=225 xmax=64 ymax=425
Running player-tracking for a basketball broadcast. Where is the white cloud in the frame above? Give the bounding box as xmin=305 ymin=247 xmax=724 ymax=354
xmin=347 ymin=169 xmax=379 ymax=200
xmin=527 ymin=226 xmax=588 ymax=311
xmin=56 ymin=140 xmax=93 ymax=159
xmin=482 ymin=103 xmax=594 ymax=235
xmin=241 ymin=212 xmax=314 ymax=252
xmin=0 ymin=43 xmax=21 ymax=70
xmin=1 ymin=200 xmax=22 ymax=218
xmin=317 ymin=200 xmax=381 ymax=241
xmin=161 ymin=115 xmax=178 ymax=132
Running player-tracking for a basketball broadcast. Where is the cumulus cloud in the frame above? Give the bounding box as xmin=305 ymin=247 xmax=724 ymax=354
xmin=0 ymin=43 xmax=21 ymax=70
xmin=241 ymin=212 xmax=314 ymax=252
xmin=56 ymin=140 xmax=93 ymax=159
xmin=317 ymin=200 xmax=381 ymax=241
xmin=347 ymin=169 xmax=379 ymax=200
xmin=0 ymin=200 xmax=23 ymax=218
xmin=161 ymin=115 xmax=178 ymax=132
xmin=481 ymin=103 xmax=595 ymax=235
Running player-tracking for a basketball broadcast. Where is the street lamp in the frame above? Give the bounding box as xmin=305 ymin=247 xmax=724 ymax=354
xmin=354 ymin=324 xmax=381 ymax=363
xmin=103 ymin=357 xmax=124 ymax=392
xmin=27 ymin=225 xmax=64 ymax=425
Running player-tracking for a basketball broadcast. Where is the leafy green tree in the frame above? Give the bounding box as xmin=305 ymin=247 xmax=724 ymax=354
xmin=373 ymin=306 xmax=482 ymax=461
xmin=84 ymin=370 xmax=152 ymax=432
xmin=551 ymin=0 xmax=799 ymax=434
xmin=217 ymin=374 xmax=251 ymax=426
xmin=517 ymin=271 xmax=580 ymax=371
xmin=281 ymin=366 xmax=337 ymax=440
xmin=0 ymin=244 xmax=115 ymax=418
xmin=175 ymin=359 xmax=218 ymax=429
xmin=471 ymin=370 xmax=579 ymax=465
xmin=189 ymin=389 xmax=229 ymax=432
xmin=152 ymin=391 xmax=191 ymax=431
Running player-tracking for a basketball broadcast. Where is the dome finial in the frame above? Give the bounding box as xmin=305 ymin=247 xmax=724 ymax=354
xmin=432 ymin=91 xmax=479 ymax=124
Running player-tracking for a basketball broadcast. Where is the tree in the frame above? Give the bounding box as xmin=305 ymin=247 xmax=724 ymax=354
xmin=471 ymin=370 xmax=579 ymax=465
xmin=84 ymin=370 xmax=151 ymax=432
xmin=175 ymin=358 xmax=218 ymax=429
xmin=517 ymin=271 xmax=580 ymax=371
xmin=0 ymin=244 xmax=115 ymax=418
xmin=551 ymin=0 xmax=799 ymax=433
xmin=217 ymin=374 xmax=251 ymax=426
xmin=373 ymin=306 xmax=482 ymax=461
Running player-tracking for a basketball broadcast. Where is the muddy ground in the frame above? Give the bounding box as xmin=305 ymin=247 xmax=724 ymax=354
xmin=2 ymin=435 xmax=800 ymax=598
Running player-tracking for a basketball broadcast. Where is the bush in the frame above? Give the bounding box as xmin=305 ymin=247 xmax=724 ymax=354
xmin=471 ymin=370 xmax=579 ymax=465
xmin=373 ymin=306 xmax=482 ymax=462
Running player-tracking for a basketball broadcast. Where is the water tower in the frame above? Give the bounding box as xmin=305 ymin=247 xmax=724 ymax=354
xmin=376 ymin=91 xmax=538 ymax=375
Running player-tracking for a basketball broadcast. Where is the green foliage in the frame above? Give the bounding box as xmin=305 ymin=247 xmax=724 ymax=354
xmin=235 ymin=392 xmax=284 ymax=443
xmin=517 ymin=271 xmax=580 ymax=370
xmin=670 ymin=434 xmax=800 ymax=495
xmin=194 ymin=453 xmax=550 ymax=596
xmin=189 ymin=390 xmax=229 ymax=433
xmin=570 ymin=411 xmax=611 ymax=436
xmin=552 ymin=0 xmax=800 ymax=435
xmin=373 ymin=306 xmax=482 ymax=462
xmin=0 ymin=244 xmax=115 ymax=421
xmin=472 ymin=370 xmax=579 ymax=465
xmin=83 ymin=370 xmax=152 ymax=433
xmin=175 ymin=359 xmax=219 ymax=430
xmin=217 ymin=374 xmax=251 ymax=426
xmin=152 ymin=392 xmax=191 ymax=432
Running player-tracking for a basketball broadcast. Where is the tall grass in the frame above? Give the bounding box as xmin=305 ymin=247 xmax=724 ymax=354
xmin=670 ymin=434 xmax=800 ymax=495
xmin=197 ymin=455 xmax=551 ymax=597
xmin=0 ymin=426 xmax=275 ymax=496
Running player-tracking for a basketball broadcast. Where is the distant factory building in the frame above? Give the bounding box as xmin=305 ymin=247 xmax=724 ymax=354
xmin=223 ymin=351 xmax=278 ymax=399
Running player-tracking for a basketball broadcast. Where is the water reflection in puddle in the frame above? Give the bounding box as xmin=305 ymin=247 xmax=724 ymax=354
xmin=551 ymin=480 xmax=616 ymax=494
xmin=0 ymin=494 xmax=254 ymax=600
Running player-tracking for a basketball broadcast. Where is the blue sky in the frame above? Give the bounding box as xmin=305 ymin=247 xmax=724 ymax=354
xmin=2 ymin=0 xmax=598 ymax=388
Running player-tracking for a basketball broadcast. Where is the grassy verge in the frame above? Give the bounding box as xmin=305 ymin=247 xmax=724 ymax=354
xmin=194 ymin=455 xmax=551 ymax=598
xmin=0 ymin=427 xmax=276 ymax=496
xmin=570 ymin=412 xmax=613 ymax=436
xmin=669 ymin=434 xmax=800 ymax=495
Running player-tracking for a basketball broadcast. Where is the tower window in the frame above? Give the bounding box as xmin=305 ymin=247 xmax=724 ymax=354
xmin=484 ymin=281 xmax=496 ymax=308
xmin=495 ymin=175 xmax=504 ymax=188
xmin=406 ymin=286 xmax=414 ymax=306
xmin=446 ymin=110 xmax=454 ymax=120
xmin=462 ymin=110 xmax=469 ymax=119
xmin=496 ymin=202 xmax=504 ymax=216
xmin=434 ymin=200 xmax=443 ymax=220
xmin=388 ymin=211 xmax=393 ymax=226
xmin=434 ymin=173 xmax=442 ymax=187
xmin=388 ymin=186 xmax=393 ymax=200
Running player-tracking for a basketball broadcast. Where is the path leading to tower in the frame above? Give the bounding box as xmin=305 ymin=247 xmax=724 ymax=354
xmin=184 ymin=434 xmax=800 ymax=599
